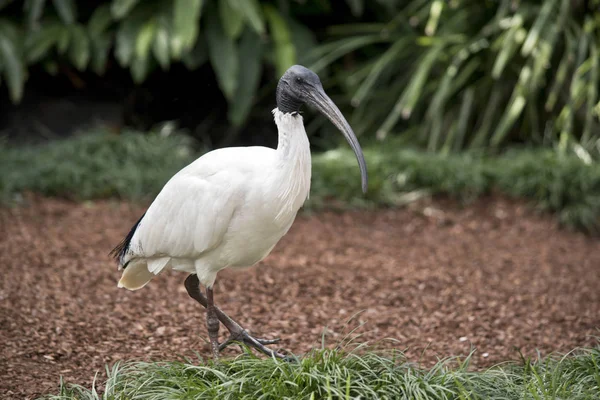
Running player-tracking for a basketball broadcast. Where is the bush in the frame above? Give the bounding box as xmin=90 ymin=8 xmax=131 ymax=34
xmin=0 ymin=0 xmax=600 ymax=158
xmin=2 ymin=131 xmax=598 ymax=234
xmin=0 ymin=0 xmax=318 ymax=126
xmin=492 ymin=149 xmax=600 ymax=234
xmin=3 ymin=1 xmax=600 ymax=156
xmin=308 ymin=0 xmax=600 ymax=155
xmin=0 ymin=127 xmax=196 ymax=200
xmin=311 ymin=144 xmax=600 ymax=234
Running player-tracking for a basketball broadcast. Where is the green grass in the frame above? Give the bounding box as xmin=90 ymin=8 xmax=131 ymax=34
xmin=44 ymin=345 xmax=600 ymax=399
xmin=2 ymin=130 xmax=599 ymax=234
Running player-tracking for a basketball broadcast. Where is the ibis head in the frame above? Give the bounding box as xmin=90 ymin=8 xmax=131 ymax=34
xmin=276 ymin=65 xmax=368 ymax=193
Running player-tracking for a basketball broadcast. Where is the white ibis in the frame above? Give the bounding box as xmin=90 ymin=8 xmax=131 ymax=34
xmin=111 ymin=65 xmax=368 ymax=359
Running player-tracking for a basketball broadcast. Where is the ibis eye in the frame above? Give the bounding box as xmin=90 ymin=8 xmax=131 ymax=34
xmin=296 ymin=77 xmax=303 ymax=83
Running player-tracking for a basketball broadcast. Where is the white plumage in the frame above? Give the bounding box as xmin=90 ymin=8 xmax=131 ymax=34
xmin=111 ymin=65 xmax=367 ymax=359
xmin=117 ymin=110 xmax=311 ymax=290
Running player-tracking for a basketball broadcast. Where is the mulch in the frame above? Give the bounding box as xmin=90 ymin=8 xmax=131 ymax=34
xmin=1 ymin=195 xmax=599 ymax=399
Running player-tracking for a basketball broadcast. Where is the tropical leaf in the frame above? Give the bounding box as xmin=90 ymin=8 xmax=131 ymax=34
xmin=152 ymin=15 xmax=170 ymax=70
xmin=68 ymin=24 xmax=90 ymax=70
xmin=0 ymin=24 xmax=25 ymax=102
xmin=392 ymin=44 xmax=444 ymax=121
xmin=345 ymin=0 xmax=364 ymax=17
xmin=91 ymin=33 xmax=112 ymax=74
xmin=287 ymin=17 xmax=317 ymax=65
xmin=521 ymin=0 xmax=557 ymax=56
xmin=490 ymin=64 xmax=531 ymax=146
xmin=111 ymin=0 xmax=141 ymax=19
xmin=24 ymin=0 xmax=46 ymax=28
xmin=491 ymin=16 xmax=523 ymax=79
xmin=171 ymin=0 xmax=203 ymax=59
xmin=582 ymin=29 xmax=598 ymax=145
xmin=56 ymin=24 xmax=69 ymax=53
xmin=115 ymin=17 xmax=143 ymax=66
xmin=205 ymin=7 xmax=238 ymax=100
xmin=52 ymin=0 xmax=76 ymax=24
xmin=228 ymin=28 xmax=263 ymax=126
xmin=352 ymin=38 xmax=410 ymax=106
xmin=307 ymin=35 xmax=384 ymax=73
xmin=309 ymin=0 xmax=600 ymax=154
xmin=25 ymin=22 xmax=62 ymax=62
xmin=220 ymin=0 xmax=244 ymax=40
xmin=1 ymin=0 xmax=599 ymax=154
xmin=227 ymin=0 xmax=264 ymax=34
xmin=264 ymin=5 xmax=295 ymax=77
xmin=181 ymin=37 xmax=207 ymax=70
xmin=136 ymin=19 xmax=156 ymax=60
xmin=88 ymin=4 xmax=113 ymax=38
xmin=453 ymin=87 xmax=475 ymax=151
xmin=424 ymin=0 xmax=444 ymax=36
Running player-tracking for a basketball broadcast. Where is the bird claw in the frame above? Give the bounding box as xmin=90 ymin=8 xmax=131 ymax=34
xmin=219 ymin=330 xmax=285 ymax=358
xmin=257 ymin=338 xmax=281 ymax=345
xmin=219 ymin=330 xmax=281 ymax=349
xmin=183 ymin=275 xmax=289 ymax=360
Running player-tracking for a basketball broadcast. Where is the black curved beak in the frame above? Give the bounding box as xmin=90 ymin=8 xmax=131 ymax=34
xmin=307 ymin=86 xmax=368 ymax=193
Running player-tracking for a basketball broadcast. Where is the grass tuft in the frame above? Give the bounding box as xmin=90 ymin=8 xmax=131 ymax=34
xmin=44 ymin=345 xmax=600 ymax=399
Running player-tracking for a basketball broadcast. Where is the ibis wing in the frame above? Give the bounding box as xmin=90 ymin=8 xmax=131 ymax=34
xmin=123 ymin=172 xmax=242 ymax=263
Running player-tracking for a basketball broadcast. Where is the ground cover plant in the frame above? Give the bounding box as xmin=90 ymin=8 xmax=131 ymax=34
xmin=0 ymin=127 xmax=197 ymax=201
xmin=45 ymin=345 xmax=600 ymax=399
xmin=2 ymin=130 xmax=599 ymax=234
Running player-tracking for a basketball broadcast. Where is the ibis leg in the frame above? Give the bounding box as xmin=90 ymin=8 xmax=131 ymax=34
xmin=184 ymin=274 xmax=287 ymax=359
xmin=205 ymin=287 xmax=220 ymax=360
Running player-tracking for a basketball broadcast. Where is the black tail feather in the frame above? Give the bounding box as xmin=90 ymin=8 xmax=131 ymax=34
xmin=110 ymin=213 xmax=146 ymax=263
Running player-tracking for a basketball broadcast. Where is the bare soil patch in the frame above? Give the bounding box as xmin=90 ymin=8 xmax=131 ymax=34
xmin=1 ymin=196 xmax=599 ymax=399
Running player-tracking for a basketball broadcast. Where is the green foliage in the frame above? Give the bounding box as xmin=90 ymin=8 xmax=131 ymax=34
xmin=312 ymin=144 xmax=600 ymax=234
xmin=310 ymin=0 xmax=600 ymax=155
xmin=0 ymin=128 xmax=196 ymax=201
xmin=491 ymin=149 xmax=600 ymax=234
xmin=44 ymin=345 xmax=600 ymax=399
xmin=0 ymin=17 xmax=25 ymax=102
xmin=2 ymin=131 xmax=598 ymax=234
xmin=3 ymin=0 xmax=599 ymax=155
xmin=0 ymin=0 xmax=315 ymax=125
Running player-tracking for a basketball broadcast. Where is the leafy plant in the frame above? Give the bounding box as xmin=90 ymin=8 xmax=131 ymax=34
xmin=311 ymin=143 xmax=600 ymax=234
xmin=0 ymin=0 xmax=316 ymax=126
xmin=0 ymin=127 xmax=197 ymax=200
xmin=2 ymin=130 xmax=599 ymax=234
xmin=5 ymin=0 xmax=599 ymax=155
xmin=309 ymin=0 xmax=600 ymax=155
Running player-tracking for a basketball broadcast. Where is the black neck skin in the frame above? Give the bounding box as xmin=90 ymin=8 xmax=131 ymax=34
xmin=276 ymin=82 xmax=302 ymax=114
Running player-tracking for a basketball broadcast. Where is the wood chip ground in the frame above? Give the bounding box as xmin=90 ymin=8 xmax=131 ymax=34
xmin=1 ymin=196 xmax=599 ymax=398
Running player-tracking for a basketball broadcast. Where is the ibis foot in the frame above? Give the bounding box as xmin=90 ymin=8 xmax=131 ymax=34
xmin=184 ymin=274 xmax=288 ymax=359
xmin=218 ymin=329 xmax=284 ymax=358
